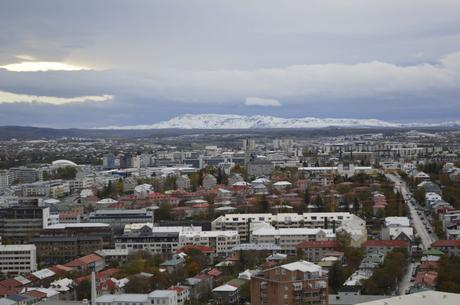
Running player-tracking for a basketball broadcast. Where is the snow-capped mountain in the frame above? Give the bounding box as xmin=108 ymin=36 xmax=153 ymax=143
xmin=100 ymin=114 xmax=460 ymax=129
xmin=100 ymin=114 xmax=411 ymax=129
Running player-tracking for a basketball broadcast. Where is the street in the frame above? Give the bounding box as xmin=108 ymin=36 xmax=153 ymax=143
xmin=385 ymin=173 xmax=438 ymax=250
xmin=399 ymin=262 xmax=414 ymax=295
xmin=385 ymin=172 xmax=440 ymax=295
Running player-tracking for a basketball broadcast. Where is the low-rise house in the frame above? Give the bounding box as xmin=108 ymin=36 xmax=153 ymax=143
xmin=168 ymin=286 xmax=190 ymax=305
xmin=212 ymin=284 xmax=239 ymax=305
xmin=65 ymin=253 xmax=105 ymax=272
xmin=414 ymin=271 xmax=438 ymax=289
xmin=160 ymin=255 xmax=186 ymax=274
xmin=149 ymin=290 xmax=177 ymax=305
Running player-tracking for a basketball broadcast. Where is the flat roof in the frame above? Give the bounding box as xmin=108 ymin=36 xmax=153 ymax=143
xmin=354 ymin=291 xmax=460 ymax=305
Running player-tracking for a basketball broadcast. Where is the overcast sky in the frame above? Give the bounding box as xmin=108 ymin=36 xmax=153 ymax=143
xmin=1 ymin=0 xmax=460 ymax=128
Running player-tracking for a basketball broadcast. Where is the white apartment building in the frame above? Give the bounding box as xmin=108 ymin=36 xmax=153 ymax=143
xmin=0 ymin=170 xmax=13 ymax=191
xmin=179 ymin=230 xmax=240 ymax=256
xmin=116 ymin=225 xmax=200 ymax=253
xmin=95 ymin=290 xmax=177 ymax=305
xmin=150 ymin=290 xmax=178 ymax=305
xmin=117 ymin=225 xmax=239 ymax=256
xmin=212 ymin=212 xmax=361 ymax=242
xmin=250 ymin=224 xmax=335 ymax=255
xmin=0 ymin=244 xmax=37 ymax=274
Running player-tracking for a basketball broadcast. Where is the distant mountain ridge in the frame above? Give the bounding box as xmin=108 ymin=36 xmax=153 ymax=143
xmin=100 ymin=114 xmax=460 ymax=129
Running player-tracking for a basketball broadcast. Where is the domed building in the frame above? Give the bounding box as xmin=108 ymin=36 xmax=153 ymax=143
xmin=51 ymin=159 xmax=78 ymax=167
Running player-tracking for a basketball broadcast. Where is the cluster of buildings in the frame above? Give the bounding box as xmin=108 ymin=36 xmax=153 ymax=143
xmin=0 ymin=130 xmax=460 ymax=304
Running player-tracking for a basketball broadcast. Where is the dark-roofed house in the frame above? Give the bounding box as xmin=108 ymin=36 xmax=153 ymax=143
xmin=160 ymin=255 xmax=186 ymax=274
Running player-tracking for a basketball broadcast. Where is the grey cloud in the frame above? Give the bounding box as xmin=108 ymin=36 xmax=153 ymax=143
xmin=1 ymin=0 xmax=460 ymax=127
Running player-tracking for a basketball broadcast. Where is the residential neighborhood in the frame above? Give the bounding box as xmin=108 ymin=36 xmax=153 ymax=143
xmin=0 ymin=129 xmax=460 ymax=305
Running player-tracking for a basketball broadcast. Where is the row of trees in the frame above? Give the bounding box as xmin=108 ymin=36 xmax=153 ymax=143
xmin=436 ymin=255 xmax=460 ymax=293
xmin=43 ymin=166 xmax=78 ymax=180
xmin=362 ymin=249 xmax=408 ymax=295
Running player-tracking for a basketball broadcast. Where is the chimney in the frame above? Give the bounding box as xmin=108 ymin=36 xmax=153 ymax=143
xmin=91 ymin=270 xmax=97 ymax=305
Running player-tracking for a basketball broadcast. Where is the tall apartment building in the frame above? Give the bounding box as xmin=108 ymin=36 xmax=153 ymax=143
xmin=89 ymin=209 xmax=154 ymax=233
xmin=103 ymin=153 xmax=116 ymax=169
xmin=31 ymin=223 xmax=112 ymax=264
xmin=242 ymin=138 xmax=256 ymax=151
xmin=31 ymin=235 xmax=104 ymax=265
xmin=0 ymin=206 xmax=51 ymax=243
xmin=212 ymin=212 xmax=362 ymax=242
xmin=178 ymin=230 xmax=240 ymax=256
xmin=115 ymin=225 xmax=239 ymax=255
xmin=0 ymin=170 xmax=13 ymax=191
xmin=250 ymin=224 xmax=335 ymax=255
xmin=0 ymin=244 xmax=37 ymax=275
xmin=115 ymin=226 xmax=192 ymax=254
xmin=9 ymin=167 xmax=38 ymax=183
xmin=251 ymin=260 xmax=328 ymax=305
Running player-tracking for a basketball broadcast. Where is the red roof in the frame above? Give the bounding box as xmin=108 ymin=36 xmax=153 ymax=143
xmin=0 ymin=285 xmax=21 ymax=296
xmin=192 ymin=203 xmax=210 ymax=208
xmin=194 ymin=274 xmax=212 ymax=281
xmin=25 ymin=274 xmax=40 ymax=283
xmin=363 ymin=240 xmax=409 ymax=248
xmin=296 ymin=240 xmax=339 ymax=249
xmin=65 ymin=253 xmax=103 ymax=268
xmin=168 ymin=286 xmax=187 ymax=292
xmin=75 ymin=268 xmax=121 ymax=284
xmin=207 ymin=268 xmax=222 ymax=277
xmin=50 ymin=264 xmax=73 ymax=274
xmin=25 ymin=290 xmax=47 ymax=299
xmin=415 ymin=271 xmax=438 ymax=287
xmin=176 ymin=245 xmax=215 ymax=254
xmin=0 ymin=279 xmax=22 ymax=288
xmin=432 ymin=240 xmax=460 ymax=247
xmin=227 ymin=254 xmax=240 ymax=262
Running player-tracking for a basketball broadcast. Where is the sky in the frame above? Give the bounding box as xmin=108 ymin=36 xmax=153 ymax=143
xmin=1 ymin=0 xmax=460 ymax=128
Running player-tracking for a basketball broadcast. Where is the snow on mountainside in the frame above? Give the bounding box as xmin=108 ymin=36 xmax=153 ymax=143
xmin=100 ymin=114 xmax=407 ymax=129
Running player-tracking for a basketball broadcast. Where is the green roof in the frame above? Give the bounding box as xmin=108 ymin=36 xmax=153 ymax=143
xmin=226 ymin=278 xmax=247 ymax=288
xmin=422 ymin=249 xmax=444 ymax=256
xmin=317 ymin=261 xmax=335 ymax=268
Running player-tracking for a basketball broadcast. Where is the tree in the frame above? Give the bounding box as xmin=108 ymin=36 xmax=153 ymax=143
xmin=436 ymin=255 xmax=460 ymax=293
xmin=329 ymin=262 xmax=352 ymax=293
xmin=156 ymin=202 xmax=172 ymax=221
xmin=413 ymin=188 xmax=426 ymax=204
xmin=125 ymin=275 xmax=153 ymax=293
xmin=362 ymin=249 xmax=408 ymax=295
xmin=115 ymin=179 xmax=124 ymax=195
xmin=190 ymin=172 xmax=201 ymax=191
xmin=186 ymin=261 xmax=200 ymax=276
xmin=76 ymin=280 xmax=91 ymax=300
xmin=216 ymin=167 xmax=228 ymax=184
xmin=313 ymin=195 xmax=324 ymax=212
xmin=163 ymin=175 xmax=177 ymax=191
xmin=258 ymin=195 xmax=270 ymax=213
xmin=353 ymin=197 xmax=360 ymax=213
xmin=304 ymin=189 xmax=310 ymax=205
